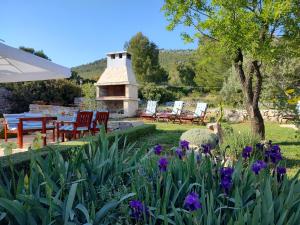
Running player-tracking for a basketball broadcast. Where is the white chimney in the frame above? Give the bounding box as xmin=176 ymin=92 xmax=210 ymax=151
xmin=95 ymin=51 xmax=139 ymax=117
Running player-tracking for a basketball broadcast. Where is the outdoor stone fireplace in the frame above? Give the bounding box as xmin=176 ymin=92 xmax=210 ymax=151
xmin=95 ymin=51 xmax=138 ymax=117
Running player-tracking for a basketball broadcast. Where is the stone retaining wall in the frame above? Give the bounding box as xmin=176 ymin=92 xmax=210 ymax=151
xmin=207 ymin=108 xmax=293 ymax=123
xmin=28 ymin=104 xmax=293 ymax=123
xmin=29 ymin=104 xmax=79 ymax=116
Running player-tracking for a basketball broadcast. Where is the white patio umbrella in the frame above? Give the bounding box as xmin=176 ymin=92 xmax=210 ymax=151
xmin=0 ymin=42 xmax=71 ymax=83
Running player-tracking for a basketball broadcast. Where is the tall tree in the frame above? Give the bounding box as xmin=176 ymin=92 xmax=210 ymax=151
xmin=194 ymin=38 xmax=231 ymax=91
xmin=162 ymin=0 xmax=300 ymax=139
xmin=176 ymin=62 xmax=196 ymax=86
xmin=126 ymin=32 xmax=168 ymax=84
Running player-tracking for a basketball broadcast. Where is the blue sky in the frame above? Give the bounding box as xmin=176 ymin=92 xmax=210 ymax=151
xmin=0 ymin=0 xmax=197 ymax=67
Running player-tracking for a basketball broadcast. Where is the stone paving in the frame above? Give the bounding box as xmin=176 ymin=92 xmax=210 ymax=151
xmin=0 ymin=131 xmax=56 ymax=157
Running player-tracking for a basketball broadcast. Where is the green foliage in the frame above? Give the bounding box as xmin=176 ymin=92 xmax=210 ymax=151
xmin=163 ymin=0 xmax=299 ymax=59
xmin=176 ymin=61 xmax=196 ymax=86
xmin=139 ymin=83 xmax=175 ymax=103
xmin=19 ymin=46 xmax=50 ymax=60
xmin=72 ymin=58 xmax=106 ymax=81
xmin=220 ymin=68 xmax=244 ymax=107
xmin=126 ymin=32 xmax=168 ymax=83
xmin=2 ymin=79 xmax=81 ymax=113
xmin=0 ymin=124 xmax=156 ymax=169
xmin=0 ymin=132 xmax=138 ymax=224
xmin=221 ymin=126 xmax=260 ymax=157
xmin=262 ymin=57 xmax=300 ymax=113
xmin=81 ymin=83 xmax=102 ymax=110
xmin=159 ymin=49 xmax=196 ymax=85
xmin=68 ymin=71 xmax=96 ymax=85
xmin=0 ymin=126 xmax=300 ymax=224
xmin=194 ymin=39 xmax=232 ymax=91
xmin=162 ymin=0 xmax=300 ymax=138
xmin=180 ymin=128 xmax=219 ymax=148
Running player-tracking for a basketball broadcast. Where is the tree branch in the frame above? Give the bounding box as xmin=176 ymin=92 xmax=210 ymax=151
xmin=189 ymin=18 xmax=219 ymax=41
xmin=190 ymin=6 xmax=212 ymax=18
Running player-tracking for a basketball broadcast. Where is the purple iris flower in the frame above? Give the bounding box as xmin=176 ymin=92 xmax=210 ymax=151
xmin=220 ymin=167 xmax=234 ymax=193
xmin=242 ymin=146 xmax=253 ymax=159
xmin=276 ymin=166 xmax=287 ymax=182
xmin=175 ymin=148 xmax=184 ymax=160
xmin=154 ymin=144 xmax=163 ymax=155
xmin=201 ymin=143 xmax=212 ymax=155
xmin=221 ymin=176 xmax=233 ymax=190
xmin=158 ymin=157 xmax=168 ymax=172
xmin=265 ymin=144 xmax=282 ymax=164
xmin=184 ymin=192 xmax=202 ymax=211
xmin=180 ymin=140 xmax=189 ymax=150
xmin=277 ymin=166 xmax=286 ymax=175
xmin=256 ymin=143 xmax=263 ymax=150
xmin=129 ymin=200 xmax=149 ymax=221
xmin=251 ymin=160 xmax=267 ymax=175
xmin=220 ymin=167 xmax=234 ymax=178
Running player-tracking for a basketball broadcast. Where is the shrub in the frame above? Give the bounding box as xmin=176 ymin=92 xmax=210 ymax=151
xmin=221 ymin=128 xmax=260 ymax=157
xmin=81 ymin=83 xmax=103 ymax=110
xmin=139 ymin=83 xmax=175 ymax=103
xmin=2 ymin=79 xmax=81 ymax=113
xmin=180 ymin=128 xmax=219 ymax=148
xmin=220 ymin=70 xmax=244 ymax=108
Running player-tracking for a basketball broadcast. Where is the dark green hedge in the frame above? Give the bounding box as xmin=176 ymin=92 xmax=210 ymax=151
xmin=0 ymin=124 xmax=156 ymax=169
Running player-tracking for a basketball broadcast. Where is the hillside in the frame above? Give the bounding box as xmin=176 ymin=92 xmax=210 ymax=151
xmin=72 ymin=49 xmax=196 ymax=82
xmin=72 ymin=58 xmax=106 ymax=81
xmin=159 ymin=49 xmax=195 ymax=85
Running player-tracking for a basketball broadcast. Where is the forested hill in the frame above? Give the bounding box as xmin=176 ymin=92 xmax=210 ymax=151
xmin=72 ymin=58 xmax=106 ymax=81
xmin=72 ymin=49 xmax=195 ymax=81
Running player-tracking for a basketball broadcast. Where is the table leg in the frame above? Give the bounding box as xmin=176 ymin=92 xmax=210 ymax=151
xmin=42 ymin=118 xmax=46 ymax=146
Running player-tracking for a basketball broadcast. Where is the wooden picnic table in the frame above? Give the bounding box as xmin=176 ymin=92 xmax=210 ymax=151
xmin=19 ymin=116 xmax=57 ymax=148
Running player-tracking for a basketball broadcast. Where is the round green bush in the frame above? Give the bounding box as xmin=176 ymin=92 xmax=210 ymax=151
xmin=180 ymin=128 xmax=218 ymax=148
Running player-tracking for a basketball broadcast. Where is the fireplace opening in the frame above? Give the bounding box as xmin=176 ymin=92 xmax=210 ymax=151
xmin=100 ymin=85 xmax=125 ymax=97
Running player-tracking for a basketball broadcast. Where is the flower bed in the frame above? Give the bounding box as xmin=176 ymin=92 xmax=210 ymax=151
xmin=0 ymin=130 xmax=299 ymax=224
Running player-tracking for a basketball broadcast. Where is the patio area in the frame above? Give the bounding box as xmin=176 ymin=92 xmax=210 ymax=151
xmin=0 ymin=119 xmax=145 ymax=157
xmin=0 ymin=130 xmax=56 ymax=156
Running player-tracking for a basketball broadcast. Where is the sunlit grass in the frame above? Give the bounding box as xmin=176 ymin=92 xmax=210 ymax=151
xmin=141 ymin=121 xmax=299 ymax=176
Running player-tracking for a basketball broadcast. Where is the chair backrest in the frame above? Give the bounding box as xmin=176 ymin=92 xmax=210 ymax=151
xmin=172 ymin=101 xmax=184 ymax=115
xmin=75 ymin=111 xmax=93 ymax=128
xmin=93 ymin=111 xmax=109 ymax=131
xmin=3 ymin=113 xmax=24 ymax=130
xmin=145 ymin=100 xmax=157 ymax=115
xmin=194 ymin=102 xmax=208 ymax=118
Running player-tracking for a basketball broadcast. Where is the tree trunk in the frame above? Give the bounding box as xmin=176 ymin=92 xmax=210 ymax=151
xmin=234 ymin=48 xmax=265 ymax=139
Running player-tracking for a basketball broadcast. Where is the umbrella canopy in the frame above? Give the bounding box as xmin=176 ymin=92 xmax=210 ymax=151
xmin=0 ymin=42 xmax=71 ymax=83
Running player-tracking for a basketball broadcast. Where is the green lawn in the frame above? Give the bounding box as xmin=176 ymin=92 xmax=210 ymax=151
xmin=137 ymin=121 xmax=299 ymax=176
